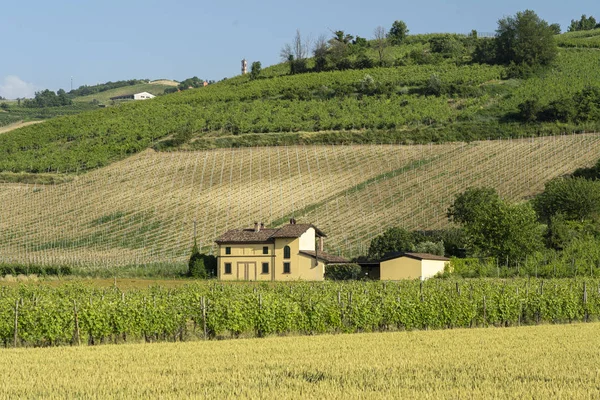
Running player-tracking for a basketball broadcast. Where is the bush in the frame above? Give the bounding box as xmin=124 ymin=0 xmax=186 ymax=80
xmin=325 ymin=264 xmax=362 ymax=280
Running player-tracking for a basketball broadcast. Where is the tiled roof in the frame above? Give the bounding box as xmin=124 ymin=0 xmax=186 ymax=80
xmin=300 ymin=250 xmax=349 ymax=264
xmin=270 ymin=224 xmax=326 ymax=238
xmin=216 ymin=223 xmax=326 ymax=244
xmin=381 ymin=252 xmax=449 ymax=262
xmin=215 ymin=228 xmax=278 ymax=243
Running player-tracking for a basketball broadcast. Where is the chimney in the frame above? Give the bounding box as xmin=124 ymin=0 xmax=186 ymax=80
xmin=319 ymin=236 xmax=324 ymax=252
xmin=290 ymin=218 xmax=296 ymax=225
xmin=260 ymin=222 xmax=265 ymax=230
xmin=254 ymin=222 xmax=260 ymax=232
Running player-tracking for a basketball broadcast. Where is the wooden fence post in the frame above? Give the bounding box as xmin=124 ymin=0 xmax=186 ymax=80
xmin=482 ymin=296 xmax=486 ymax=327
xmin=201 ymin=296 xmax=207 ymax=340
xmin=73 ymin=300 xmax=81 ymax=346
xmin=14 ymin=299 xmax=19 ymax=348
xmin=583 ymin=282 xmax=588 ymax=322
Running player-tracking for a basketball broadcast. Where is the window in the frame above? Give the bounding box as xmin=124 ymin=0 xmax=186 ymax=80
xmin=262 ymin=262 xmax=269 ymax=274
xmin=263 ymin=246 xmax=269 ymax=255
xmin=283 ymin=245 xmax=291 ymax=259
xmin=283 ymin=262 xmax=291 ymax=274
xmin=225 ymin=247 xmax=231 ymax=255
xmin=224 ymin=263 xmax=232 ymax=274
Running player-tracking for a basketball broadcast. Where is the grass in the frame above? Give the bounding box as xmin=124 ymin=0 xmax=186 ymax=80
xmin=2 ymin=135 xmax=600 ymax=267
xmin=0 ymin=323 xmax=598 ymax=398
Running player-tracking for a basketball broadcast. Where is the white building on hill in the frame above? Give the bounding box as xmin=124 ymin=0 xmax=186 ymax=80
xmin=110 ymin=92 xmax=156 ymax=101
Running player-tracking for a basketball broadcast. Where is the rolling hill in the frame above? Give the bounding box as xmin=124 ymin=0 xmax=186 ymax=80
xmin=0 ymin=31 xmax=599 ymax=175
xmin=1 ymin=134 xmax=598 ymax=268
xmin=72 ymin=82 xmax=176 ymax=104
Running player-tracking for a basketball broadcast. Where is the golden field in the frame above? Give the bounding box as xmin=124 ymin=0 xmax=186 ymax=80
xmin=1 ymin=323 xmax=599 ymax=399
xmin=1 ymin=134 xmax=600 ymax=267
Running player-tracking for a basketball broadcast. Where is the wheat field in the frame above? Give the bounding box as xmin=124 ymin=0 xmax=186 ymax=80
xmin=0 ymin=323 xmax=598 ymax=399
xmin=1 ymin=134 xmax=599 ymax=267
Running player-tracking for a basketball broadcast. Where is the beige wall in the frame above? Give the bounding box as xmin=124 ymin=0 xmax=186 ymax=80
xmin=217 ymin=236 xmax=325 ymax=281
xmin=380 ymin=257 xmax=422 ymax=280
xmin=218 ymin=243 xmax=275 ymax=281
xmin=380 ymin=257 xmax=448 ymax=280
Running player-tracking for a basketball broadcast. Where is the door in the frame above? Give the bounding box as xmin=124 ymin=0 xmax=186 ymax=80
xmin=237 ymin=262 xmax=257 ymax=281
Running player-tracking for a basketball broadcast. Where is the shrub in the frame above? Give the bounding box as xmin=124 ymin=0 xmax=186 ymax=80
xmin=325 ymin=263 xmax=362 ymax=280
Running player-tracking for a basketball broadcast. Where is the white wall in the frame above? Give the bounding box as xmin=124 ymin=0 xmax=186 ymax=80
xmin=298 ymin=227 xmax=316 ymax=251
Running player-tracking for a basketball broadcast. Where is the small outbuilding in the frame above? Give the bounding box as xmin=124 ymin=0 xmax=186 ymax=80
xmin=110 ymin=92 xmax=156 ymax=101
xmin=358 ymin=252 xmax=450 ymax=281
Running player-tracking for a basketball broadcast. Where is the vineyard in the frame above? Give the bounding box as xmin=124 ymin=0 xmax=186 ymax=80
xmin=0 ymin=48 xmax=599 ymax=173
xmin=1 ymin=135 xmax=600 ymax=268
xmin=0 ymin=278 xmax=598 ymax=347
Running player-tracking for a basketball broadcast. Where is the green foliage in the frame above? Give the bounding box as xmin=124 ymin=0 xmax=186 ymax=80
xmin=389 ymin=20 xmax=409 ymax=45
xmin=324 ymin=264 xmax=362 ymax=280
xmin=449 ymin=188 xmax=544 ymax=263
xmin=413 ymin=241 xmax=445 ymax=256
xmin=496 ymin=10 xmax=558 ymax=67
xmin=367 ymin=227 xmax=414 ymax=260
xmin=447 ymin=187 xmax=501 ymax=225
xmin=2 ymin=279 xmax=600 ymax=347
xmin=534 ymin=177 xmax=600 ymax=223
xmin=23 ymin=89 xmax=72 ymax=108
xmin=569 ymin=15 xmax=598 ymax=32
xmin=188 ymin=241 xmax=217 ymax=279
xmin=178 ymin=77 xmax=205 ymax=91
xmin=518 ymin=98 xmax=542 ymax=122
xmin=0 ymin=263 xmax=71 ymax=276
xmin=250 ymin=61 xmax=262 ymax=80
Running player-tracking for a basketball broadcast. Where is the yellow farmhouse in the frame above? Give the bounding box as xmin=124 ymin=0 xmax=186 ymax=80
xmin=215 ymin=220 xmax=348 ymax=281
xmin=379 ymin=252 xmax=450 ymax=280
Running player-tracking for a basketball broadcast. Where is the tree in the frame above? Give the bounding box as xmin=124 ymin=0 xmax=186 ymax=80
xmin=281 ymin=30 xmax=310 ymax=75
xmin=549 ymin=23 xmax=561 ymax=35
xmin=187 ymin=240 xmax=217 ymax=278
xmin=313 ymin=34 xmax=329 ymax=72
xmin=0 ymin=103 xmax=8 ymax=111
xmin=373 ymin=26 xmax=389 ymax=66
xmin=249 ymin=61 xmax=262 ymax=80
xmin=447 ymin=187 xmax=501 ymax=225
xmin=495 ymin=10 xmax=558 ymax=67
xmin=568 ymin=15 xmax=598 ymax=32
xmin=449 ymin=188 xmax=543 ymax=263
xmin=534 ymin=177 xmax=600 ymax=223
xmin=367 ymin=227 xmax=414 ymax=260
xmin=388 ymin=20 xmax=409 ymax=45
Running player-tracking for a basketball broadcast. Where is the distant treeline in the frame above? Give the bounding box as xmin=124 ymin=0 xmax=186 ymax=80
xmin=68 ymin=79 xmax=149 ymax=97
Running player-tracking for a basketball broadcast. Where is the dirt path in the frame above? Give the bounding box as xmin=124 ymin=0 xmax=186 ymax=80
xmin=0 ymin=120 xmax=43 ymax=134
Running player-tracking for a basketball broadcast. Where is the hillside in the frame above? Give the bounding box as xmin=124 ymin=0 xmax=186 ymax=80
xmin=0 ymin=30 xmax=599 ymax=174
xmin=1 ymin=135 xmax=598 ymax=268
xmin=72 ymin=82 xmax=175 ymax=104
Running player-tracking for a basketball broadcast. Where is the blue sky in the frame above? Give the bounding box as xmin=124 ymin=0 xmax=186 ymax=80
xmin=0 ymin=0 xmax=596 ymax=98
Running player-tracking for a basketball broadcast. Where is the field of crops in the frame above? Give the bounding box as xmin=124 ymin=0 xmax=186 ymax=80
xmin=0 ymin=278 xmax=598 ymax=347
xmin=1 ymin=135 xmax=599 ymax=267
xmin=1 ymin=47 xmax=599 ymax=173
xmin=72 ymin=82 xmax=174 ymax=104
xmin=556 ymin=28 xmax=600 ymax=49
xmin=2 ymin=322 xmax=597 ymax=398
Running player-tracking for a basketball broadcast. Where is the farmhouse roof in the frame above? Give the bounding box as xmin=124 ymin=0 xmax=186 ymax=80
xmin=215 ymin=222 xmax=325 ymax=244
xmin=270 ymin=223 xmax=326 ymax=238
xmin=381 ymin=252 xmax=450 ymax=262
xmin=299 ymin=250 xmax=349 ymax=264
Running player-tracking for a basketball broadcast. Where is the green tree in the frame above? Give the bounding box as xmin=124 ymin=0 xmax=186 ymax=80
xmin=367 ymin=227 xmax=414 ymax=259
xmin=450 ymin=189 xmax=544 ymax=263
xmin=534 ymin=177 xmax=600 ymax=223
xmin=388 ymin=20 xmax=409 ymax=45
xmin=568 ymin=15 xmax=598 ymax=32
xmin=495 ymin=10 xmax=558 ymax=67
xmin=447 ymin=187 xmax=502 ymax=225
xmin=249 ymin=61 xmax=262 ymax=80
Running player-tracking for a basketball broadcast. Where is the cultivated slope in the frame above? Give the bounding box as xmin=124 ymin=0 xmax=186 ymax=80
xmin=1 ymin=134 xmax=599 ymax=267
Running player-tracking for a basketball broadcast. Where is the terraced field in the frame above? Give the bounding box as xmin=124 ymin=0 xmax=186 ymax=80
xmin=1 ymin=134 xmax=599 ymax=268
